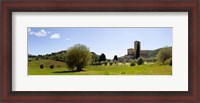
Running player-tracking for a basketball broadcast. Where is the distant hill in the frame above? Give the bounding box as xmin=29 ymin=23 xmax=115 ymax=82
xmin=28 ymin=47 xmax=172 ymax=62
xmin=142 ymin=47 xmax=172 ymax=58
xmin=28 ymin=50 xmax=67 ymax=62
xmin=28 ymin=50 xmax=99 ymax=63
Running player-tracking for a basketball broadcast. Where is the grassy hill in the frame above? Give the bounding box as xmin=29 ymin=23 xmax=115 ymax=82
xmin=29 ymin=59 xmax=66 ymax=68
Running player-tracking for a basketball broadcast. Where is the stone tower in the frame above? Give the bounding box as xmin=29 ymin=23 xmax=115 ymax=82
xmin=134 ymin=41 xmax=140 ymax=59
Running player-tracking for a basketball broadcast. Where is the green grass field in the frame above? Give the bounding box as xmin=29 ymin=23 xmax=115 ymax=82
xmin=28 ymin=59 xmax=172 ymax=75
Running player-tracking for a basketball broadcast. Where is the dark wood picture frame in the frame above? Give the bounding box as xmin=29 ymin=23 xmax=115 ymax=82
xmin=0 ymin=0 xmax=199 ymax=103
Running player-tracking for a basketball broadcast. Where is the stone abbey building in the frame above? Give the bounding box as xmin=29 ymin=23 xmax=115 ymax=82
xmin=119 ymin=41 xmax=149 ymax=62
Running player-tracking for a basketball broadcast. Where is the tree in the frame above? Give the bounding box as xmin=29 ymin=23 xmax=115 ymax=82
xmin=113 ymin=55 xmax=118 ymax=61
xmin=99 ymin=53 xmax=106 ymax=62
xmin=156 ymin=47 xmax=172 ymax=64
xmin=40 ymin=64 xmax=44 ymax=69
xmin=164 ymin=58 xmax=172 ymax=66
xmin=91 ymin=52 xmax=99 ymax=63
xmin=137 ymin=57 xmax=144 ymax=65
xmin=65 ymin=44 xmax=92 ymax=71
xmin=130 ymin=60 xmax=136 ymax=66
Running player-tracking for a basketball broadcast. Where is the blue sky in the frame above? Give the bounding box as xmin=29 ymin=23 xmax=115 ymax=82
xmin=28 ymin=27 xmax=172 ymax=59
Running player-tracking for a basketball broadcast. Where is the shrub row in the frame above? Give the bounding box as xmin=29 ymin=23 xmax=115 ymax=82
xmin=91 ymin=57 xmax=145 ymax=67
xmin=40 ymin=64 xmax=54 ymax=69
xmin=130 ymin=57 xmax=144 ymax=66
xmin=91 ymin=61 xmax=117 ymax=66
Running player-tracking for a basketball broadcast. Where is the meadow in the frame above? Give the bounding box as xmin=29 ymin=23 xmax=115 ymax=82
xmin=28 ymin=59 xmax=172 ymax=75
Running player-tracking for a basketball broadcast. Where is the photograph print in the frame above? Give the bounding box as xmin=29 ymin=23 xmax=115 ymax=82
xmin=28 ymin=27 xmax=172 ymax=75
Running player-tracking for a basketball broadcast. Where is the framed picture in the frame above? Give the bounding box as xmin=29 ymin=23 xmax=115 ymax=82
xmin=1 ymin=0 xmax=199 ymax=103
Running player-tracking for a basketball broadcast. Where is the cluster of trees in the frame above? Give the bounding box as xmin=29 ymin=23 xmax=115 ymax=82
xmin=91 ymin=52 xmax=118 ymax=65
xmin=29 ymin=51 xmax=67 ymax=62
xmin=91 ymin=54 xmax=119 ymax=65
xmin=156 ymin=47 xmax=172 ymax=66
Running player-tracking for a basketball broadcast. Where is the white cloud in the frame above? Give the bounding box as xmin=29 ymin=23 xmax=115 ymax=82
xmin=65 ymin=38 xmax=71 ymax=41
xmin=28 ymin=29 xmax=48 ymax=37
xmin=28 ymin=28 xmax=31 ymax=32
xmin=28 ymin=28 xmax=34 ymax=35
xmin=29 ymin=31 xmax=34 ymax=35
xmin=35 ymin=29 xmax=47 ymax=37
xmin=50 ymin=33 xmax=60 ymax=39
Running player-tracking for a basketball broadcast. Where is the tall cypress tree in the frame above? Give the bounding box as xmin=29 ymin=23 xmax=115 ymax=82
xmin=99 ymin=53 xmax=106 ymax=62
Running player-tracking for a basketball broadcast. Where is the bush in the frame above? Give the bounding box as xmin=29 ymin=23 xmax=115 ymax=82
xmin=104 ymin=61 xmax=108 ymax=65
xmin=91 ymin=62 xmax=100 ymax=65
xmin=137 ymin=57 xmax=144 ymax=65
xmin=113 ymin=61 xmax=119 ymax=66
xmin=121 ymin=72 xmax=126 ymax=74
xmin=164 ymin=58 xmax=172 ymax=66
xmin=94 ymin=62 xmax=100 ymax=65
xmin=110 ymin=62 xmax=113 ymax=66
xmin=40 ymin=64 xmax=44 ymax=69
xmin=100 ymin=61 xmax=107 ymax=65
xmin=100 ymin=61 xmax=104 ymax=65
xmin=143 ymin=58 xmax=156 ymax=63
xmin=155 ymin=61 xmax=162 ymax=65
xmin=50 ymin=64 xmax=54 ymax=69
xmin=130 ymin=61 xmax=136 ymax=66
xmin=28 ymin=60 xmax=31 ymax=62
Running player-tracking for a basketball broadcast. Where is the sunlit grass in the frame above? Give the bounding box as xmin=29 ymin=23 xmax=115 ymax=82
xmin=28 ymin=59 xmax=172 ymax=75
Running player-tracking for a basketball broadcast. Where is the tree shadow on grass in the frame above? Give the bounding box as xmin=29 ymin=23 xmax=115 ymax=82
xmin=53 ymin=70 xmax=85 ymax=73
